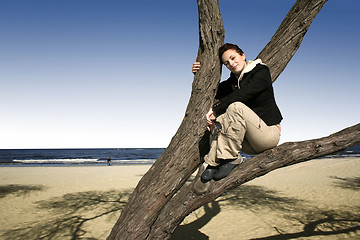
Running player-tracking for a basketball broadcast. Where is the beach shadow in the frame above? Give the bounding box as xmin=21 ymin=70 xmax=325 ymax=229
xmin=219 ymin=185 xmax=302 ymax=212
xmin=331 ymin=176 xmax=360 ymax=190
xmin=2 ymin=183 xmax=360 ymax=239
xmin=251 ymin=208 xmax=360 ymax=240
xmin=171 ymin=185 xmax=300 ymax=239
xmin=223 ymin=186 xmax=360 ymax=240
xmin=172 ymin=185 xmax=360 ymax=239
xmin=170 ymin=201 xmax=220 ymax=240
xmin=1 ymin=189 xmax=132 ymax=240
xmin=0 ymin=184 xmax=45 ymax=198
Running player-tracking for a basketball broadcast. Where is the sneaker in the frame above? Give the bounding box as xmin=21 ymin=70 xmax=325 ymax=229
xmin=201 ymin=165 xmax=219 ymax=183
xmin=213 ymin=159 xmax=239 ymax=181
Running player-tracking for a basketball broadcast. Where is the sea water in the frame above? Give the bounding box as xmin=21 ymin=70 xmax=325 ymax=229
xmin=0 ymin=145 xmax=359 ymax=167
xmin=0 ymin=148 xmax=165 ymax=167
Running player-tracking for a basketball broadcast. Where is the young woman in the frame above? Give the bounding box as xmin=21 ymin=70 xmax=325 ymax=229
xmin=192 ymin=43 xmax=283 ymax=182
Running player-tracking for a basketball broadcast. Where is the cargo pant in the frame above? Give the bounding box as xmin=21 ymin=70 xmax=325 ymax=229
xmin=204 ymin=102 xmax=281 ymax=166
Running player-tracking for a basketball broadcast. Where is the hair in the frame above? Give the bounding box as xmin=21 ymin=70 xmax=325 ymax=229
xmin=218 ymin=43 xmax=244 ymax=64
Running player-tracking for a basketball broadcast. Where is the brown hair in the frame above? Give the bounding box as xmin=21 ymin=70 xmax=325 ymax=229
xmin=218 ymin=43 xmax=244 ymax=64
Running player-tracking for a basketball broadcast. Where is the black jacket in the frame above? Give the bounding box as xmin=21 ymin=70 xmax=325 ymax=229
xmin=212 ymin=63 xmax=282 ymax=126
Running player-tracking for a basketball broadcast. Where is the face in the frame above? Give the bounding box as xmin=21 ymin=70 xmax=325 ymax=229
xmin=221 ymin=49 xmax=246 ymax=76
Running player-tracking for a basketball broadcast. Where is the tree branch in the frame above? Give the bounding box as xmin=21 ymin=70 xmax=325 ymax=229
xmin=257 ymin=0 xmax=328 ymax=82
xmin=148 ymin=124 xmax=360 ymax=239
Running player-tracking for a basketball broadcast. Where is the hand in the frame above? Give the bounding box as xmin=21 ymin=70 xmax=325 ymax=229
xmin=192 ymin=62 xmax=201 ymax=74
xmin=206 ymin=108 xmax=216 ymax=131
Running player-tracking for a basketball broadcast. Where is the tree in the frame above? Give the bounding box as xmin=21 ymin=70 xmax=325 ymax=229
xmin=108 ymin=0 xmax=360 ymax=239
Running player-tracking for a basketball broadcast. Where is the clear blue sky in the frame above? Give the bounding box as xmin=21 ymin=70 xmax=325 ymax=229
xmin=1 ymin=0 xmax=359 ymax=149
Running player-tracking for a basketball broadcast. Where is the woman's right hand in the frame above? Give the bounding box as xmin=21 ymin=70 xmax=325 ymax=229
xmin=192 ymin=62 xmax=201 ymax=74
xmin=206 ymin=108 xmax=216 ymax=131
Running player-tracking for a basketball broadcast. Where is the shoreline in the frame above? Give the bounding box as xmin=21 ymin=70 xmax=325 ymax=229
xmin=0 ymin=163 xmax=154 ymax=168
xmin=1 ymin=157 xmax=359 ymax=239
xmin=1 ymin=157 xmax=358 ymax=169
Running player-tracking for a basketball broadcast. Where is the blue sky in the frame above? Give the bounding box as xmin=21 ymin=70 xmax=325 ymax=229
xmin=1 ymin=0 xmax=359 ymax=149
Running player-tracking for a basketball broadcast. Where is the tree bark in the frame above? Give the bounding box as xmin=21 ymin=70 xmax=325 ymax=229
xmin=107 ymin=0 xmax=359 ymax=239
xmin=257 ymin=0 xmax=328 ymax=82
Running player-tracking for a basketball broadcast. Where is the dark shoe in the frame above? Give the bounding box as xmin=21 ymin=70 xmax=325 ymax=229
xmin=213 ymin=160 xmax=239 ymax=181
xmin=201 ymin=165 xmax=219 ymax=183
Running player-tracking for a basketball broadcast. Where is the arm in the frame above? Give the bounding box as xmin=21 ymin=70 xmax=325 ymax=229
xmin=192 ymin=62 xmax=218 ymax=131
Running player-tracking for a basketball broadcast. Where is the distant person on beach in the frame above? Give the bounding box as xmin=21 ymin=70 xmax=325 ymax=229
xmin=107 ymin=157 xmax=112 ymax=166
xmin=192 ymin=43 xmax=283 ymax=183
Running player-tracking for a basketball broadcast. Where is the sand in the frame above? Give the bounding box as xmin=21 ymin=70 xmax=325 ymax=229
xmin=0 ymin=158 xmax=359 ymax=240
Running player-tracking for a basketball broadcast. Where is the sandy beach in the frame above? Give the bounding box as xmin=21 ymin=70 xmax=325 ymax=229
xmin=1 ymin=157 xmax=359 ymax=240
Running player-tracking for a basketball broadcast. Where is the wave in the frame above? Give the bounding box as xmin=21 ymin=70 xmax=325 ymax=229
xmin=112 ymin=159 xmax=156 ymax=164
xmin=323 ymin=153 xmax=360 ymax=158
xmin=13 ymin=159 xmax=100 ymax=164
xmin=12 ymin=158 xmax=156 ymax=165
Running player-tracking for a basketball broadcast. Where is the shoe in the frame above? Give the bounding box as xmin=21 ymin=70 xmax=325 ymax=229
xmin=213 ymin=160 xmax=239 ymax=181
xmin=201 ymin=165 xmax=219 ymax=183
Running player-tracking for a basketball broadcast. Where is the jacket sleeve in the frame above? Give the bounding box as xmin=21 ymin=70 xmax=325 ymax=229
xmin=215 ymin=78 xmax=234 ymax=100
xmin=213 ymin=65 xmax=272 ymax=115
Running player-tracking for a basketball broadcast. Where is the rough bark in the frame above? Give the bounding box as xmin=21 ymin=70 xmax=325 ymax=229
xmin=107 ymin=0 xmax=359 ymax=239
xmin=257 ymin=0 xmax=328 ymax=82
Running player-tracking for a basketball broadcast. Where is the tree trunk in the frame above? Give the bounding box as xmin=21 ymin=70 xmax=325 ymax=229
xmin=107 ymin=0 xmax=359 ymax=239
xmin=107 ymin=0 xmax=224 ymax=239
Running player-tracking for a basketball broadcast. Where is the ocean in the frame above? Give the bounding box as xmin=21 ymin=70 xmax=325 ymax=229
xmin=0 ymin=145 xmax=359 ymax=167
xmin=0 ymin=148 xmax=165 ymax=167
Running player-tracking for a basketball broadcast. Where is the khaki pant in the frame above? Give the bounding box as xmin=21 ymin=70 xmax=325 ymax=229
xmin=204 ymin=102 xmax=280 ymax=166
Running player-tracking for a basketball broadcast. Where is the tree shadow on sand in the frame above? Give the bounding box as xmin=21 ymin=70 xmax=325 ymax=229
xmin=331 ymin=176 xmax=360 ymax=191
xmin=172 ymin=181 xmax=360 ymax=240
xmin=171 ymin=201 xmax=220 ymax=240
xmin=0 ymin=184 xmax=45 ymax=198
xmin=171 ymin=185 xmax=303 ymax=239
xmin=251 ymin=208 xmax=360 ymax=240
xmin=2 ymin=176 xmax=360 ymax=240
xmin=1 ymin=189 xmax=132 ymax=240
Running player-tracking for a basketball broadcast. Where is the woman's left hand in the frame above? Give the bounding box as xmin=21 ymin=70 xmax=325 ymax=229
xmin=206 ymin=108 xmax=216 ymax=131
